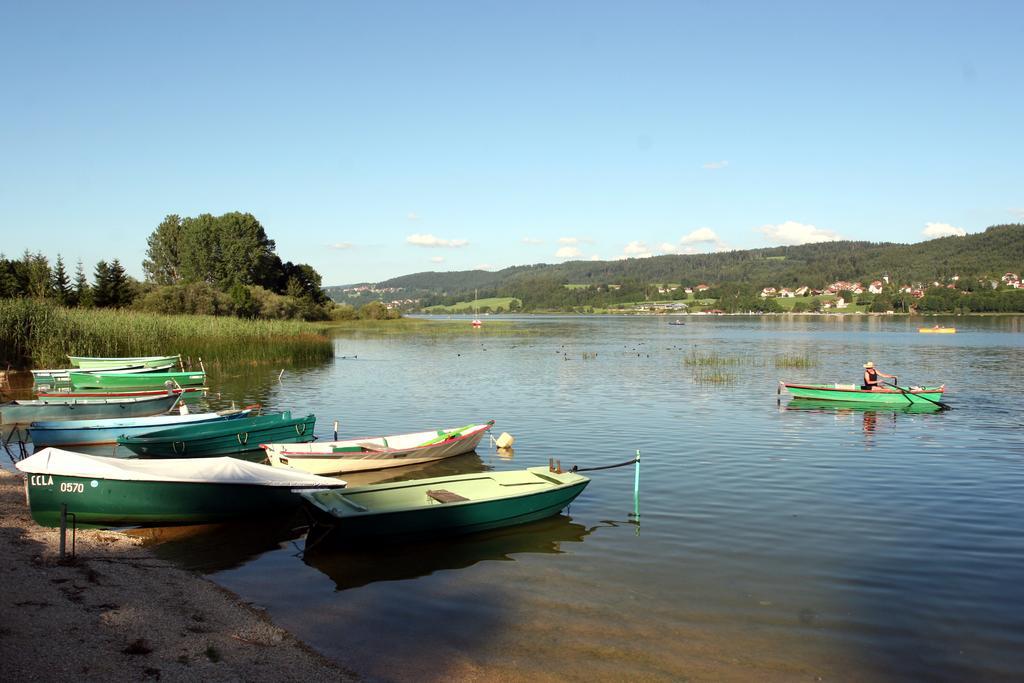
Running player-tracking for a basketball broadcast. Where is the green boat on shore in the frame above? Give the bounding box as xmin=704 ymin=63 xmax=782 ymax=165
xmin=302 ymin=466 xmax=590 ymax=541
xmin=15 ymin=448 xmax=346 ymax=527
xmin=69 ymin=370 xmax=207 ymax=390
xmin=68 ymin=355 xmax=182 ymax=370
xmin=782 ymin=382 xmax=947 ymax=406
xmin=117 ymin=412 xmax=316 ymax=458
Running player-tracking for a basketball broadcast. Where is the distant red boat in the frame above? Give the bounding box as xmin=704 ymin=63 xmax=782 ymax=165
xmin=471 ymin=319 xmax=483 ymax=327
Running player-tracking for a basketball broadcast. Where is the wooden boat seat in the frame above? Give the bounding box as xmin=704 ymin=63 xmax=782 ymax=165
xmin=427 ymin=489 xmax=469 ymax=504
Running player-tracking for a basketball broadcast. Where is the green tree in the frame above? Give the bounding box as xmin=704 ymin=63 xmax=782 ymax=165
xmin=51 ymin=255 xmax=71 ymax=306
xmin=23 ymin=251 xmax=51 ymax=299
xmin=229 ymin=283 xmax=259 ymax=318
xmin=108 ymin=259 xmax=133 ymax=307
xmin=73 ymin=259 xmax=92 ymax=307
xmin=143 ymin=214 xmax=185 ymax=284
xmin=93 ymin=261 xmax=112 ymax=308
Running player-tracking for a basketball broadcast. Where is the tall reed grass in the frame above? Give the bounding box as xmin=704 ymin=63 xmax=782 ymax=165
xmin=0 ymin=299 xmax=333 ymax=369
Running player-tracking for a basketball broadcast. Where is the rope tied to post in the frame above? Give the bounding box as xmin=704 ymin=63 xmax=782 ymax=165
xmin=571 ymin=456 xmax=639 ymax=473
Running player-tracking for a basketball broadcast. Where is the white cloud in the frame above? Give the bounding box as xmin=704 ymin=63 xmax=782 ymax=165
xmin=590 ymin=254 xmax=602 ymax=261
xmin=558 ymin=237 xmax=579 ymax=245
xmin=623 ymin=240 xmax=650 ymax=255
xmin=407 ymin=233 xmax=469 ymax=248
xmin=521 ymin=237 xmax=545 ymax=245
xmin=430 ymin=256 xmax=445 ymax=264
xmin=922 ymin=222 xmax=967 ymax=238
xmin=555 ymin=246 xmax=582 ymax=259
xmin=681 ymin=227 xmax=720 ymax=244
xmin=474 ymin=263 xmax=496 ymax=271
xmin=703 ymin=160 xmax=729 ymax=170
xmin=329 ymin=242 xmax=353 ymax=250
xmin=407 ymin=212 xmax=420 ymax=221
xmin=659 ymin=228 xmax=729 ymax=254
xmin=758 ymin=220 xmax=842 ymax=245
xmin=1010 ymin=208 xmax=1024 ymax=219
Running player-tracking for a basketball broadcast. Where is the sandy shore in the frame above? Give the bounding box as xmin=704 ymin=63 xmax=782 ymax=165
xmin=0 ymin=468 xmax=355 ymax=682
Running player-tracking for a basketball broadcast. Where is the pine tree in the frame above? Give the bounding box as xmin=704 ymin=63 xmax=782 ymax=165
xmin=93 ymin=261 xmax=112 ymax=308
xmin=73 ymin=259 xmax=91 ymax=307
xmin=51 ymin=254 xmax=71 ymax=306
xmin=108 ymin=259 xmax=129 ymax=307
xmin=0 ymin=253 xmax=17 ymax=298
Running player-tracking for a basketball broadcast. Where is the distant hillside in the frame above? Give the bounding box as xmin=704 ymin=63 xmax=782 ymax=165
xmin=327 ymin=224 xmax=1024 ymax=310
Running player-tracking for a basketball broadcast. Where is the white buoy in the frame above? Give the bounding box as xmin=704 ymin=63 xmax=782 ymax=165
xmin=495 ymin=432 xmax=515 ymax=449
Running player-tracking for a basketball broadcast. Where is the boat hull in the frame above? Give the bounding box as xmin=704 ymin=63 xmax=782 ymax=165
xmin=303 ymin=467 xmax=589 ymax=540
xmin=784 ymin=383 xmax=945 ymax=405
xmin=119 ymin=413 xmax=317 ymax=458
xmin=263 ymin=422 xmax=493 ymax=475
xmin=1 ymin=393 xmax=182 ymax=426
xmin=68 ymin=371 xmax=206 ymax=390
xmin=69 ymin=355 xmax=182 ymax=369
xmin=29 ymin=411 xmax=250 ymax=448
xmin=22 ymin=474 xmax=309 ymax=527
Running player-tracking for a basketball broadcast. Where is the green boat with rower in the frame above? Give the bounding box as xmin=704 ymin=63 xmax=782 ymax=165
xmin=117 ymin=411 xmax=316 ymax=458
xmin=69 ymin=370 xmax=207 ymax=391
xmin=781 ymin=381 xmax=947 ymax=407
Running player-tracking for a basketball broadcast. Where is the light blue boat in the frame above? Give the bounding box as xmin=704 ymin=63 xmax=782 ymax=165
xmin=29 ymin=409 xmax=252 ymax=449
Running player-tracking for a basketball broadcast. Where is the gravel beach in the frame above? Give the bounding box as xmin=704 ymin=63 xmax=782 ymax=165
xmin=0 ymin=468 xmax=355 ymax=682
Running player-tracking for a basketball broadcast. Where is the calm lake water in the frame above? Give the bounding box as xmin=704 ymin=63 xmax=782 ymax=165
xmin=20 ymin=315 xmax=1024 ymax=681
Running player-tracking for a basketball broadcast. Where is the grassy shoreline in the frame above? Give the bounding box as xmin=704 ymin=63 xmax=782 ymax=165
xmin=0 ymin=299 xmax=333 ymax=369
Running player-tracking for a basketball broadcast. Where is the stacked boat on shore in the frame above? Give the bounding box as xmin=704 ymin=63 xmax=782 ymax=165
xmin=6 ymin=354 xmax=588 ymax=539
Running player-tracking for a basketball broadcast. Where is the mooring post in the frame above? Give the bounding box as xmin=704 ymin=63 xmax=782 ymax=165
xmin=333 ymin=420 xmax=339 ymax=441
xmin=633 ymin=449 xmax=641 ymax=520
xmin=59 ymin=503 xmax=67 ymax=561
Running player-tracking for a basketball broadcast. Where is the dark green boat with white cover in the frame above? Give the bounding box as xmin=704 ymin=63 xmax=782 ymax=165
xmin=117 ymin=412 xmax=316 ymax=458
xmin=302 ymin=466 xmax=590 ymax=541
xmin=16 ymin=448 xmax=346 ymax=527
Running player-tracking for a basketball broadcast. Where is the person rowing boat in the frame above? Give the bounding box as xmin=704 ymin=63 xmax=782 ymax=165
xmin=862 ymin=361 xmax=896 ymax=390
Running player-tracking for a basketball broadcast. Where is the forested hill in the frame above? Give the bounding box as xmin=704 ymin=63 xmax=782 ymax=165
xmin=328 ymin=224 xmax=1024 ymax=308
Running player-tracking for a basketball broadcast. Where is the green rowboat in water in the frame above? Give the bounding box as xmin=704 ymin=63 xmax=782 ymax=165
xmin=15 ymin=448 xmax=346 ymax=527
xmin=782 ymin=382 xmax=946 ymax=406
xmin=117 ymin=412 xmax=316 ymax=458
xmin=68 ymin=355 xmax=182 ymax=370
xmin=302 ymin=466 xmax=589 ymax=541
xmin=69 ymin=371 xmax=207 ymax=390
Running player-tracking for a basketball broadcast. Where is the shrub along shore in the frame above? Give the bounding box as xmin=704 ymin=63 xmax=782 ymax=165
xmin=0 ymin=299 xmax=334 ymax=370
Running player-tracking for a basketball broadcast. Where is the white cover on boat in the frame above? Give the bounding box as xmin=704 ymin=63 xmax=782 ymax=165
xmin=16 ymin=448 xmax=346 ymax=488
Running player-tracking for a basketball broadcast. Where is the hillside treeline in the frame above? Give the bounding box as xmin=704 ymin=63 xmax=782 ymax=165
xmin=384 ymin=224 xmax=1024 ymax=312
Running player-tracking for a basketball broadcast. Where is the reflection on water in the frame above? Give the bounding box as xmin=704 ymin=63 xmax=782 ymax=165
xmin=128 ymin=509 xmax=309 ymax=572
xmin=303 ymin=514 xmax=596 ymax=591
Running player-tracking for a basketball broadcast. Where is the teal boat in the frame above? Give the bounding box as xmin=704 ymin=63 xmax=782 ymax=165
xmin=301 ymin=466 xmax=589 ymax=541
xmin=68 ymin=355 xmax=182 ymax=370
xmin=29 ymin=409 xmax=252 ymax=448
xmin=69 ymin=371 xmax=207 ymax=390
xmin=15 ymin=448 xmax=346 ymax=527
xmin=117 ymin=412 xmax=316 ymax=458
xmin=0 ymin=393 xmax=182 ymax=426
xmin=782 ymin=382 xmax=946 ymax=406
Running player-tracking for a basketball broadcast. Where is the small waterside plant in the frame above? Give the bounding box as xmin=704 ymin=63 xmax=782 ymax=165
xmin=773 ymin=353 xmax=818 ymax=369
xmin=683 ymin=350 xmax=742 ymax=366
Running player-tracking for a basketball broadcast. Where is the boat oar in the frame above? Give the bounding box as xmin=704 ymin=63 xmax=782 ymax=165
xmin=881 ymin=380 xmax=950 ymax=410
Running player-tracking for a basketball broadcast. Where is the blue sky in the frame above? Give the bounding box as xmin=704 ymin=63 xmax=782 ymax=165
xmin=2 ymin=1 xmax=1021 ymax=285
